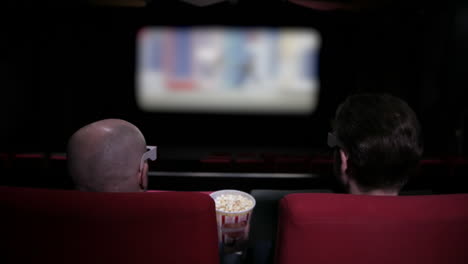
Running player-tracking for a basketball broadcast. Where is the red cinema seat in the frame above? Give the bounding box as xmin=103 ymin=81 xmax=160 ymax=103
xmin=275 ymin=193 xmax=468 ymax=264
xmin=0 ymin=186 xmax=219 ymax=264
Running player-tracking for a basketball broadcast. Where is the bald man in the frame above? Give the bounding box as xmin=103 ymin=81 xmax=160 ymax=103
xmin=67 ymin=119 xmax=153 ymax=192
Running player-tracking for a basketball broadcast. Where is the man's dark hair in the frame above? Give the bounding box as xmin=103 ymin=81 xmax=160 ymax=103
xmin=333 ymin=93 xmax=423 ymax=192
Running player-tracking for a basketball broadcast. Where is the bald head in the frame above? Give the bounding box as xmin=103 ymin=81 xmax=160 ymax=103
xmin=67 ymin=119 xmax=148 ymax=192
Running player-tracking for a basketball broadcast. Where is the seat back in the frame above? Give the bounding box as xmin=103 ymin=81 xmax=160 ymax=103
xmin=0 ymin=186 xmax=219 ymax=264
xmin=275 ymin=193 xmax=468 ymax=264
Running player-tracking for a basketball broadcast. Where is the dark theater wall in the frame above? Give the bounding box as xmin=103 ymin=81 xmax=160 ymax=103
xmin=1 ymin=2 xmax=466 ymax=156
xmin=449 ymin=1 xmax=468 ymax=155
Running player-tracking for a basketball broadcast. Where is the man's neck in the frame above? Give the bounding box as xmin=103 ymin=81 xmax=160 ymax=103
xmin=348 ymin=182 xmax=399 ymax=196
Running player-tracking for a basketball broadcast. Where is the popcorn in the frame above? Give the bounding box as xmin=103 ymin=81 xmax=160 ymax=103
xmin=210 ymin=190 xmax=256 ymax=252
xmin=214 ymin=194 xmax=254 ymax=213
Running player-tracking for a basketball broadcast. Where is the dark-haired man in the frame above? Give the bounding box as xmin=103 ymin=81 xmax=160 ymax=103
xmin=247 ymin=94 xmax=424 ymax=264
xmin=328 ymin=93 xmax=423 ymax=195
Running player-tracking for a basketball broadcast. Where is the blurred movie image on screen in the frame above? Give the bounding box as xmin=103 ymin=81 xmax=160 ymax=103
xmin=136 ymin=27 xmax=321 ymax=114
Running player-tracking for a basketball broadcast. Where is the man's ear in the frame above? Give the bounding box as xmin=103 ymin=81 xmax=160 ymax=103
xmin=138 ymin=162 xmax=149 ymax=191
xmin=339 ymin=149 xmax=349 ymax=185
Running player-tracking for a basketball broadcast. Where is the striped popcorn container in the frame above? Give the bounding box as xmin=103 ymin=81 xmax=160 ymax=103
xmin=210 ymin=190 xmax=256 ymax=253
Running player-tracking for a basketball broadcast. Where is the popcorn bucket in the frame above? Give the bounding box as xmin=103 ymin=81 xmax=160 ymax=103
xmin=210 ymin=190 xmax=256 ymax=253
